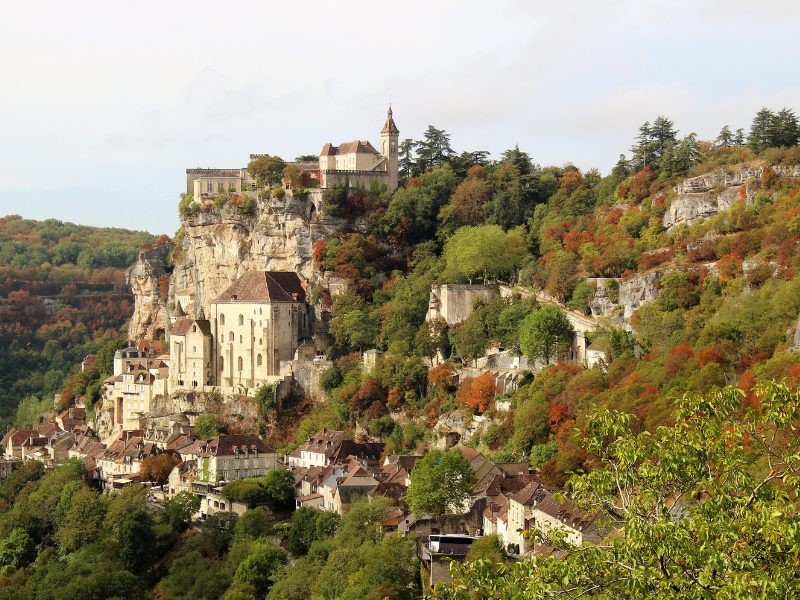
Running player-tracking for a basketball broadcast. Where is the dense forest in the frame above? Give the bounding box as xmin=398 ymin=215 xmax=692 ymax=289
xmin=2 ymin=104 xmax=800 ymax=598
xmin=0 ymin=216 xmax=158 ymax=427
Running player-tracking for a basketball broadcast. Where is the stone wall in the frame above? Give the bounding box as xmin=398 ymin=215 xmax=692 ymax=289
xmin=426 ymin=284 xmax=498 ymax=326
xmin=280 ymin=359 xmax=333 ymax=401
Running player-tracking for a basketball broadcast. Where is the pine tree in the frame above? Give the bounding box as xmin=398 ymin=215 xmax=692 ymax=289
xmin=734 ymin=128 xmax=746 ymax=147
xmin=415 ymin=126 xmax=454 ymax=172
xmin=398 ymin=138 xmax=416 ymax=180
xmin=774 ymin=108 xmax=800 ymax=147
xmin=716 ymin=125 xmax=734 ymax=148
xmin=748 ymin=107 xmax=775 ymax=153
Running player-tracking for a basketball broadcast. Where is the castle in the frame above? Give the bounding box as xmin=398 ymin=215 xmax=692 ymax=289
xmin=185 ymin=105 xmax=400 ymax=197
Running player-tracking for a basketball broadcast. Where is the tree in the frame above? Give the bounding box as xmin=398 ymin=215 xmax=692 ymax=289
xmin=442 ymin=224 xmax=527 ymax=284
xmin=162 ymin=490 xmax=201 ymax=531
xmin=259 ymin=468 xmax=295 ymax=510
xmin=222 ymin=478 xmax=269 ymax=507
xmin=0 ymin=528 xmax=36 ymax=571
xmin=282 ymin=163 xmax=302 ymax=188
xmin=399 ymin=138 xmax=416 ymax=180
xmin=232 ymin=539 xmax=287 ymax=597
xmin=716 ymin=125 xmax=734 ymax=148
xmin=416 ymin=125 xmax=454 ymax=171
xmin=195 ymin=413 xmax=221 ymax=439
xmin=748 ymin=107 xmax=776 ymax=153
xmin=456 ymin=371 xmax=496 ymax=414
xmin=247 ymin=155 xmax=286 ymax=187
xmin=139 ymin=453 xmax=179 ymax=487
xmin=519 ymin=305 xmax=574 ymax=365
xmin=433 ymin=382 xmax=800 ymax=599
xmin=451 ymin=315 xmax=490 ymax=366
xmin=287 ymin=507 xmax=326 ymax=555
xmin=407 ymin=449 xmax=475 ymax=525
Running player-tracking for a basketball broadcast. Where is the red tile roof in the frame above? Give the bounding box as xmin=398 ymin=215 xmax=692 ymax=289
xmin=214 ymin=271 xmax=306 ymax=304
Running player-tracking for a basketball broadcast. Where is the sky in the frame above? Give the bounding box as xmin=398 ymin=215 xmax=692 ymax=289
xmin=0 ymin=0 xmax=799 ymax=235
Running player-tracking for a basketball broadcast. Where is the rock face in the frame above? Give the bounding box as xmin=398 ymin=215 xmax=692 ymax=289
xmin=586 ymin=278 xmax=618 ymax=318
xmin=619 ymin=272 xmax=661 ymax=320
xmin=128 ymin=192 xmax=349 ymax=344
xmin=127 ymin=243 xmax=172 ymax=342
xmin=663 ymin=165 xmax=800 ymax=230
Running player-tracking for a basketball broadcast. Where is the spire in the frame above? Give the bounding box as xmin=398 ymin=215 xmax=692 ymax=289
xmin=381 ymin=105 xmax=399 ymax=135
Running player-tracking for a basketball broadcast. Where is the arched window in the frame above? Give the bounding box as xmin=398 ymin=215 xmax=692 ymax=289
xmin=257 ymin=354 xmax=262 ymax=366
xmin=229 ymin=332 xmax=234 ymax=342
xmin=259 ymin=338 xmax=262 ymax=345
xmin=219 ymin=356 xmax=224 ymax=371
xmin=237 ymin=356 xmax=243 ymax=371
xmin=192 ymin=325 xmax=197 ymax=333
xmin=239 ymin=314 xmax=244 ymax=326
xmin=220 ymin=314 xmax=225 ymax=326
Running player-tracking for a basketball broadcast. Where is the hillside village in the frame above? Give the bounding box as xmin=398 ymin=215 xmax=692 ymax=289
xmin=4 ymin=102 xmax=800 ymax=598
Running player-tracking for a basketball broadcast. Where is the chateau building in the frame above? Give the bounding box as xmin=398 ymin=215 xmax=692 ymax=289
xmin=319 ymin=106 xmax=399 ymax=192
xmin=170 ymin=271 xmax=311 ymax=393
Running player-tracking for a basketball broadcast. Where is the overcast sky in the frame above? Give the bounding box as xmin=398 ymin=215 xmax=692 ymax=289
xmin=0 ymin=0 xmax=798 ymax=234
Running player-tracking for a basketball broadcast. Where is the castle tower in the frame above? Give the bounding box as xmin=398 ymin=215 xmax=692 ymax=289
xmin=380 ymin=105 xmax=400 ymax=191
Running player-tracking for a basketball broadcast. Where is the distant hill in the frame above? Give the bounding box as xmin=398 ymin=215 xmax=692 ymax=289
xmin=0 ymin=215 xmax=161 ymax=427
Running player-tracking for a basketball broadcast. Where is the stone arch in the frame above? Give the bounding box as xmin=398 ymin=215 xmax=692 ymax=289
xmin=220 ymin=314 xmax=225 ymax=326
xmin=237 ymin=356 xmax=243 ymax=371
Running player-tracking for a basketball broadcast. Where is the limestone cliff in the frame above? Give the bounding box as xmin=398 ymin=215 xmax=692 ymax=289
xmin=126 ymin=243 xmax=172 ymax=342
xmin=618 ymin=271 xmax=661 ymax=320
xmin=663 ymin=165 xmax=800 ymax=230
xmin=128 ymin=192 xmax=349 ymax=344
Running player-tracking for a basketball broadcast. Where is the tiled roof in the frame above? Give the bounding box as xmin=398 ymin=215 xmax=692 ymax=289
xmin=199 ymin=434 xmax=274 ymax=456
xmin=172 ymin=318 xmax=211 ymax=336
xmin=381 ymin=106 xmax=399 ymax=135
xmin=214 ymin=271 xmax=306 ymax=304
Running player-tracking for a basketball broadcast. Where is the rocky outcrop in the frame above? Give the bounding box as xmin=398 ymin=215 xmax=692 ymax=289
xmin=170 ymin=194 xmax=346 ymax=323
xmin=663 ymin=165 xmax=800 ymax=230
xmin=619 ymin=272 xmax=661 ymax=320
xmin=586 ymin=278 xmax=618 ymax=318
xmin=127 ymin=243 xmax=172 ymax=342
xmin=128 ymin=191 xmax=352 ymax=344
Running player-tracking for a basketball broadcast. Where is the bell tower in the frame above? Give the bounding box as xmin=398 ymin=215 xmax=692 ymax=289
xmin=380 ymin=105 xmax=399 ymax=191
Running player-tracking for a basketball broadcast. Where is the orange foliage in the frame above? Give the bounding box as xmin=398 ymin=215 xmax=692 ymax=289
xmin=387 ymin=387 xmax=401 ymax=408
xmin=737 ymin=370 xmax=758 ymax=407
xmin=456 ymin=371 xmax=496 ymax=414
xmin=664 ymin=344 xmax=694 ymax=378
xmin=717 ymin=252 xmax=743 ymax=281
xmin=639 ymin=248 xmax=674 ymax=270
xmin=312 ymin=239 xmax=327 ymax=268
xmin=427 ymin=362 xmax=456 ymax=390
xmin=697 ymin=347 xmax=724 ymax=368
xmin=563 ymin=229 xmax=593 ymax=254
xmin=549 ymin=402 xmax=573 ymax=432
xmin=560 ymin=170 xmax=582 ymax=192
xmin=638 ymin=383 xmax=658 ymax=399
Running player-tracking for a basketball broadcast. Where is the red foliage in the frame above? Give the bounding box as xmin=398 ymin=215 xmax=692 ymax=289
xmin=548 ymin=402 xmax=573 ymax=432
xmin=605 ymin=207 xmax=624 ymax=225
xmin=563 ymin=229 xmax=593 ymax=254
xmin=638 ymin=383 xmax=658 ymax=399
xmin=664 ymin=344 xmax=694 ymax=378
xmin=312 ymin=239 xmax=327 ymax=269
xmin=456 ymin=371 xmax=496 ymax=414
xmin=427 ymin=362 xmax=456 ymax=390
xmin=405 ymin=177 xmax=420 ymax=188
xmin=387 ymin=387 xmax=401 ymax=408
xmin=737 ymin=370 xmax=758 ymax=408
xmin=717 ymin=252 xmax=743 ymax=281
xmin=639 ymin=248 xmax=674 ymax=270
xmin=697 ymin=347 xmax=725 ymax=369
xmin=628 ymin=166 xmax=655 ymax=201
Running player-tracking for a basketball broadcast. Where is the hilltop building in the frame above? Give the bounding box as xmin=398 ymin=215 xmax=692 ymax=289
xmin=319 ymin=106 xmax=399 ymax=192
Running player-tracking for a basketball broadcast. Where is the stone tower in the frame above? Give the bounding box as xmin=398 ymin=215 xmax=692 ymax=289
xmin=381 ymin=105 xmax=400 ymax=191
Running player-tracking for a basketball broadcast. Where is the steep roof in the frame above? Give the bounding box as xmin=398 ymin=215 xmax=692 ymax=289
xmin=199 ymin=434 xmax=274 ymax=456
xmin=381 ymin=106 xmax=399 ymax=135
xmin=214 ymin=271 xmax=306 ymax=304
xmin=172 ymin=318 xmax=211 ymax=337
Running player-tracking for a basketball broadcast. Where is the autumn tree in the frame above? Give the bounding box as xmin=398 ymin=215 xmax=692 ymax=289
xmin=456 ymin=371 xmax=496 ymax=414
xmin=519 ymin=305 xmax=574 ymax=365
xmin=442 ymin=224 xmax=527 ymax=284
xmin=247 ymin=155 xmax=286 ymax=187
xmin=139 ymin=453 xmax=180 ymax=487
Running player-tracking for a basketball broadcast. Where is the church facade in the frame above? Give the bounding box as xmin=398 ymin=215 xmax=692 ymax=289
xmin=170 ymin=271 xmax=311 ymax=394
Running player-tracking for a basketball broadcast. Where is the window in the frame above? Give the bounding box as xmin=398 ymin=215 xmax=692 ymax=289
xmin=257 ymin=354 xmax=262 ymax=366
xmin=259 ymin=308 xmax=262 ymax=315
xmin=219 ymin=356 xmax=224 ymax=371
xmin=238 ymin=356 xmax=243 ymax=371
xmin=239 ymin=335 xmax=243 ymax=344
xmin=207 ymin=182 xmax=212 ymax=193
xmin=192 ymin=325 xmax=197 ymax=333
xmin=217 ymin=182 xmax=224 ymax=192
xmin=229 ymin=332 xmax=234 ymax=342
xmin=193 ymin=346 xmax=196 ymax=353
xmin=220 ymin=314 xmax=225 ymax=325
xmin=239 ymin=314 xmax=244 ymax=326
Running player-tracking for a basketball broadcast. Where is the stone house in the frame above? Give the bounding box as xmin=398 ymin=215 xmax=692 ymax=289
xmin=95 ymin=433 xmax=162 ymax=491
xmin=196 ymin=434 xmax=276 ymax=483
xmin=287 ymin=429 xmax=384 ymax=469
xmin=169 ymin=318 xmax=214 ymax=389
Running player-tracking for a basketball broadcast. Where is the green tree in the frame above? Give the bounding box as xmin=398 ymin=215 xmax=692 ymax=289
xmin=407 ymin=449 xmax=475 ymax=525
xmin=0 ymin=528 xmax=36 ymax=572
xmin=442 ymin=224 xmax=527 ymax=284
xmin=433 ymin=382 xmax=800 ymax=599
xmin=519 ymin=305 xmax=574 ymax=365
xmin=416 ymin=125 xmax=454 ymax=171
xmin=716 ymin=124 xmax=734 ymax=148
xmin=247 ymin=155 xmax=286 ymax=187
xmin=232 ymin=539 xmax=287 ymax=597
xmin=259 ymin=468 xmax=295 ymax=510
xmin=162 ymin=491 xmax=201 ymax=531
xmin=749 ymin=107 xmax=776 ymax=153
xmin=195 ymin=413 xmax=221 ymax=439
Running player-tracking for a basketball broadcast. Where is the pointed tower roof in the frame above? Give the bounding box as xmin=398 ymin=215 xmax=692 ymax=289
xmin=381 ymin=105 xmax=399 ymax=135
